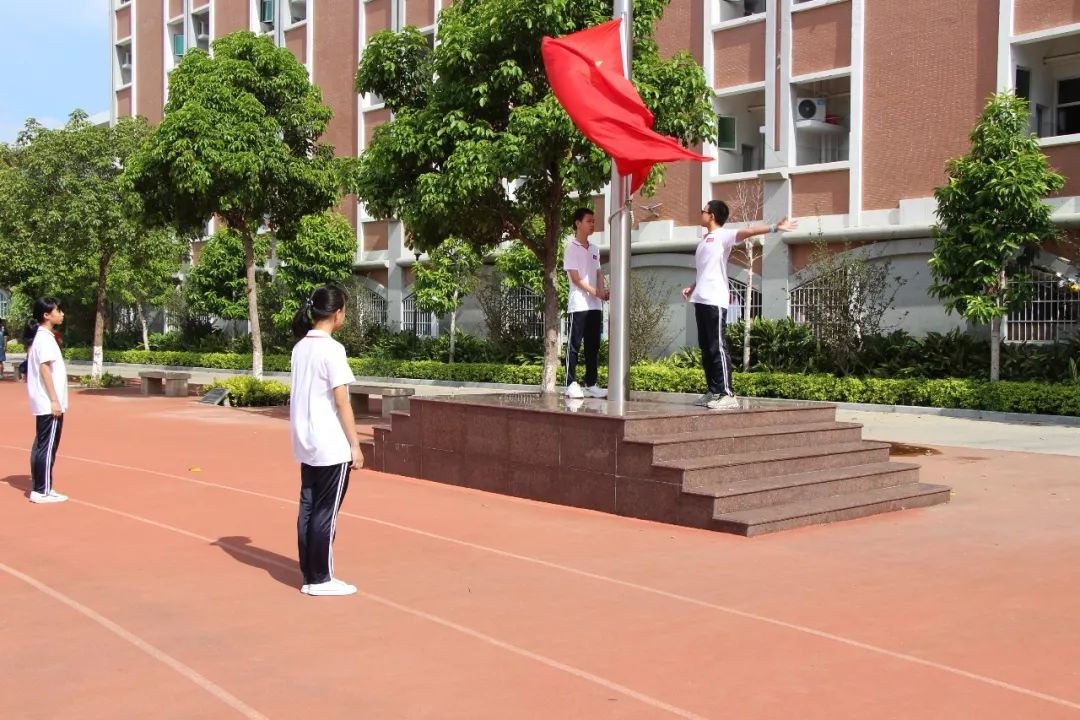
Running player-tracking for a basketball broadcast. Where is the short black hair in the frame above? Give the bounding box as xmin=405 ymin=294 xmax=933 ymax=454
xmin=572 ymin=207 xmax=595 ymax=229
xmin=705 ymin=199 xmax=730 ymax=226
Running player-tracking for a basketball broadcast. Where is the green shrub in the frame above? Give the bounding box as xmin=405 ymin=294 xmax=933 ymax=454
xmin=55 ymin=346 xmax=1080 ymax=416
xmin=204 ymin=376 xmax=290 ymax=407
xmin=78 ymin=372 xmax=128 ymax=388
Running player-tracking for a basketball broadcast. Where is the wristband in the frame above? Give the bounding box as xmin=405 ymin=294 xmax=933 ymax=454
xmin=769 ymin=223 xmax=777 ymax=234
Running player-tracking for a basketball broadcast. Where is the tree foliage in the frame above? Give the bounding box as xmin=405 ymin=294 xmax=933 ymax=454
xmin=125 ymin=31 xmax=343 ymax=377
xmin=350 ymin=0 xmax=715 ymax=390
xmin=929 ymin=91 xmax=1066 ymax=380
xmin=184 ymin=228 xmax=268 ymax=321
xmin=0 ymin=112 xmax=167 ymax=376
xmin=272 ymin=211 xmax=357 ymax=327
xmin=414 ymin=237 xmax=482 ymax=362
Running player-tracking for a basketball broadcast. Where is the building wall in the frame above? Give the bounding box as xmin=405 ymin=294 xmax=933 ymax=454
xmin=1014 ymin=0 xmax=1080 ymax=34
xmin=215 ymin=0 xmax=249 ymax=36
xmin=791 ymin=2 xmax=852 ymax=77
xmin=713 ymin=22 xmax=767 ymax=89
xmin=134 ymin=0 xmax=165 ymax=122
xmin=862 ymin=1 xmax=997 ymax=211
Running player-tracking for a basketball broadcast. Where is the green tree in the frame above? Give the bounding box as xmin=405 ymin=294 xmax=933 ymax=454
xmin=272 ymin=211 xmax=357 ymax=328
xmin=413 ymin=237 xmax=482 ymax=362
xmin=184 ymin=227 xmax=269 ymax=321
xmin=125 ymin=31 xmax=343 ymax=378
xmin=109 ymin=227 xmax=187 ymax=350
xmin=350 ymin=0 xmax=715 ymax=391
xmin=0 ymin=113 xmax=158 ymax=377
xmin=930 ymin=92 xmax=1066 ymax=381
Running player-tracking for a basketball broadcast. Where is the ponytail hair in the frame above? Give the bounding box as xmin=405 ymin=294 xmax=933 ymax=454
xmin=292 ymin=285 xmax=349 ymax=340
xmin=23 ymin=296 xmax=62 ymax=350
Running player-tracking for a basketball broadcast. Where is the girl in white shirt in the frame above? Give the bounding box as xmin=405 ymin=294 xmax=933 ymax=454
xmin=290 ymin=285 xmax=361 ymax=597
xmin=23 ymin=297 xmax=69 ymax=504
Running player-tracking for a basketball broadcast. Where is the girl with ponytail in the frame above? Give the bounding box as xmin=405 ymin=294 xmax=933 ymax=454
xmin=23 ymin=297 xmax=69 ymax=504
xmin=289 ymin=285 xmax=361 ymax=596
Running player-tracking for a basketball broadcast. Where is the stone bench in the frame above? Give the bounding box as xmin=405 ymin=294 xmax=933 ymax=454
xmin=139 ymin=370 xmax=191 ymax=397
xmin=349 ymin=383 xmax=414 ymax=418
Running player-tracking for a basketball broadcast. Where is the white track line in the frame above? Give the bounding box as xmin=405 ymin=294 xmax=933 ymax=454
xmin=63 ymin=497 xmax=708 ymax=720
xmin=3 ymin=444 xmax=1080 ymax=713
xmin=0 ymin=560 xmax=268 ymax=720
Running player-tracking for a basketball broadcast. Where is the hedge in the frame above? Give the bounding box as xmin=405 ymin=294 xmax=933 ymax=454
xmin=203 ymin=376 xmax=291 ymax=407
xmin=60 ymin=348 xmax=1080 ymax=417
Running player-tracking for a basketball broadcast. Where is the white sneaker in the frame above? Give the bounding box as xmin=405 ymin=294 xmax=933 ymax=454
xmin=29 ymin=491 xmax=68 ymax=504
xmin=565 ymin=381 xmax=584 ymax=399
xmin=584 ymin=385 xmax=608 ymax=398
xmin=564 ymin=397 xmax=584 ymax=412
xmin=300 ymin=584 xmax=310 ymax=594
xmin=305 ymin=578 xmax=357 ymax=596
xmin=706 ymin=395 xmax=740 ymax=411
xmin=694 ymin=392 xmax=715 ymax=406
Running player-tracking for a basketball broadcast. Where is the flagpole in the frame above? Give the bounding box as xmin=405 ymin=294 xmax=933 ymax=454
xmin=607 ymin=0 xmax=633 ymax=414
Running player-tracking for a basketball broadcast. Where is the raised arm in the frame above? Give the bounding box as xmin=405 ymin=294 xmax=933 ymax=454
xmin=735 ymin=217 xmax=799 ymax=243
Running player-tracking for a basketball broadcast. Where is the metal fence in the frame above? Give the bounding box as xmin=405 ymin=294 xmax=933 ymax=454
xmin=401 ymin=292 xmax=436 ymax=337
xmin=728 ymin=278 xmax=762 ymax=322
xmin=506 ymin=285 xmax=545 ymax=338
xmin=356 ymin=287 xmax=388 ymax=328
xmin=0 ymin=290 xmax=9 ymax=321
xmin=1005 ymin=269 xmax=1079 ymax=343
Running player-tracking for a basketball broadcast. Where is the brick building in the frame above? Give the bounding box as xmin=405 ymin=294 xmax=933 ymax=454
xmin=110 ymin=0 xmax=1080 ymax=349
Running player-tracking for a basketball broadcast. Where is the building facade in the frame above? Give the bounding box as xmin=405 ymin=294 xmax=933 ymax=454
xmin=111 ymin=0 xmax=1080 ymax=350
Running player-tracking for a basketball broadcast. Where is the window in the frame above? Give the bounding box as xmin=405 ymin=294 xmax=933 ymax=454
xmin=116 ymin=43 xmax=133 ymax=85
xmin=172 ymin=32 xmax=185 ymax=58
xmin=719 ymin=0 xmax=764 ymax=22
xmin=1057 ymin=77 xmax=1080 ymax=136
xmin=1015 ymin=67 xmax=1031 ymax=101
xmin=288 ymin=0 xmax=306 ymax=24
xmin=506 ymin=286 xmax=544 ymax=339
xmin=0 ymin=289 xmax=10 ymax=320
xmin=261 ymin=0 xmax=275 ymax=23
xmin=728 ymin=278 xmax=761 ymax=322
xmin=717 ymin=116 xmax=737 ymax=151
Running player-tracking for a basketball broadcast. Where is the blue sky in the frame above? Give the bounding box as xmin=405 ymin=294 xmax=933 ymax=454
xmin=1 ymin=0 xmax=110 ymax=143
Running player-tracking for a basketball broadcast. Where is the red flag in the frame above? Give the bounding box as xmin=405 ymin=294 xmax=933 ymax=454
xmin=541 ymin=19 xmax=711 ymax=194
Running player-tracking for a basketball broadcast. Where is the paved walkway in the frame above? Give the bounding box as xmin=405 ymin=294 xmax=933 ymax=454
xmin=2 ymin=381 xmax=1080 ymax=719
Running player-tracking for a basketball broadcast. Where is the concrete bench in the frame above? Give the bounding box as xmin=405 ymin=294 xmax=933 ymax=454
xmin=349 ymin=383 xmax=414 ymax=418
xmin=139 ymin=370 xmax=191 ymax=397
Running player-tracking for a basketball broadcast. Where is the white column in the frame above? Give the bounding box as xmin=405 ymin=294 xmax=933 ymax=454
xmin=848 ymin=0 xmax=865 ymax=224
xmin=998 ymin=0 xmax=1014 ymax=90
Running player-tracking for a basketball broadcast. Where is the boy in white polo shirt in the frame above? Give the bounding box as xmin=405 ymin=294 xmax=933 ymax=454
xmin=682 ymin=200 xmax=796 ymax=410
xmin=563 ymin=208 xmax=608 ymax=399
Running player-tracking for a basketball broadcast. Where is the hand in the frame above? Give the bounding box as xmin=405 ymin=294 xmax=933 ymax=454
xmin=50 ymin=401 xmax=62 ymax=418
xmin=681 ymin=287 xmax=692 ymax=301
xmin=775 ymin=217 xmax=798 ymax=232
xmin=350 ymin=444 xmax=362 ymax=470
xmin=600 ymin=288 xmax=610 ymax=301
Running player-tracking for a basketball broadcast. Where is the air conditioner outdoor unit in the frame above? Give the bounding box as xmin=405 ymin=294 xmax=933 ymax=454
xmin=796 ymin=97 xmax=826 ymax=122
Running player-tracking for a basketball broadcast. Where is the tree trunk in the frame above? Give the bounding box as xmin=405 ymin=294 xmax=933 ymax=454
xmin=449 ymin=306 xmax=457 ymax=364
xmin=136 ymin=298 xmax=150 ymax=351
xmin=241 ymin=228 xmax=264 ymax=379
xmin=540 ymin=235 xmax=560 ymax=394
xmin=91 ymin=251 xmax=112 ymax=380
xmin=742 ymin=242 xmax=754 ymax=372
xmin=990 ymin=315 xmax=1001 ymax=382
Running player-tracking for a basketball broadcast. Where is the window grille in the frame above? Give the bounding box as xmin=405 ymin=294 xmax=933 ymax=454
xmin=506 ymin=285 xmax=545 ymax=339
xmin=1005 ymin=268 xmax=1079 ymax=343
xmin=401 ymin=292 xmax=435 ymax=337
xmin=356 ymin=287 xmax=387 ymax=328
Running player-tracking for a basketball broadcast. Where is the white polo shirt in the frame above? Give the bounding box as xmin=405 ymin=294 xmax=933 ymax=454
xmin=27 ymin=327 xmax=68 ymax=416
xmin=689 ymin=228 xmax=740 ymax=308
xmin=564 ymin=239 xmax=603 ymax=313
xmin=290 ymin=330 xmax=356 ymax=466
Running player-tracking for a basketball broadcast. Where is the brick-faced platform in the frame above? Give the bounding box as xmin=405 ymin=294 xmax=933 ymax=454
xmin=360 ymin=394 xmax=950 ymax=536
